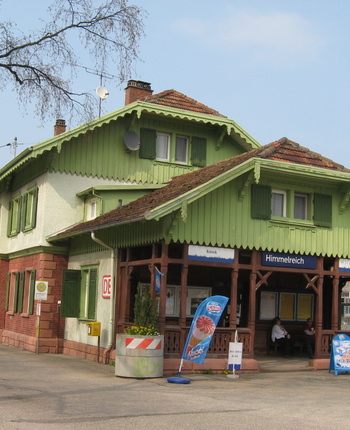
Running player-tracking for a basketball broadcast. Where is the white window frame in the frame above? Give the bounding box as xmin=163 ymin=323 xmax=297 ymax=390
xmin=156 ymin=133 xmax=170 ymax=161
xmin=272 ymin=189 xmax=287 ymax=217
xmin=86 ymin=197 xmax=99 ymax=221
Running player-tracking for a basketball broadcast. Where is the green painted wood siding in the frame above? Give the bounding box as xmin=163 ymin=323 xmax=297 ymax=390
xmin=69 ymin=173 xmax=350 ymax=259
xmin=171 ymin=180 xmax=350 ymax=258
xmin=49 ymin=116 xmax=244 ymax=185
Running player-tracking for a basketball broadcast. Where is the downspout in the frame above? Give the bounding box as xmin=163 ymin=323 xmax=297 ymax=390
xmin=90 ymin=232 xmax=116 ymax=355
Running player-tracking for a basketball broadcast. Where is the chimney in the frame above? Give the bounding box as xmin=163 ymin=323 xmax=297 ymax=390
xmin=54 ymin=119 xmax=66 ymax=136
xmin=125 ymin=80 xmax=153 ymax=105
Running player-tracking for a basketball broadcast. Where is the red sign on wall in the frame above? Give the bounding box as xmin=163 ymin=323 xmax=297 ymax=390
xmin=102 ymin=275 xmax=111 ymax=299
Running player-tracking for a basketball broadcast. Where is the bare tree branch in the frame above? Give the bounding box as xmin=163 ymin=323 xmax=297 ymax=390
xmin=0 ymin=0 xmax=145 ymax=124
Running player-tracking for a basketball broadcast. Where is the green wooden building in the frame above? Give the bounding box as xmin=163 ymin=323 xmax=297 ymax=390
xmin=0 ymin=80 xmax=259 ymax=363
xmin=50 ymin=138 xmax=350 ymax=373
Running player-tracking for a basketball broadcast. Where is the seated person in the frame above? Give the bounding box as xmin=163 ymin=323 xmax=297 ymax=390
xmin=271 ymin=317 xmax=293 ymax=357
xmin=302 ymin=318 xmax=315 ymax=359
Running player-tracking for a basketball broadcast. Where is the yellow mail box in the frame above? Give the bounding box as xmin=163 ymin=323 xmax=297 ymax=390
xmin=87 ymin=321 xmax=101 ymax=336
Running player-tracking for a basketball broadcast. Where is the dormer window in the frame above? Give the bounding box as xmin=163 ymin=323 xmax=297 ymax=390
xmin=272 ymin=190 xmax=286 ymax=217
xmin=294 ymin=193 xmax=308 ymax=220
xmin=139 ymin=128 xmax=206 ymax=166
xmin=175 ymin=136 xmax=188 ymax=164
xmin=156 ymin=133 xmax=170 ymax=161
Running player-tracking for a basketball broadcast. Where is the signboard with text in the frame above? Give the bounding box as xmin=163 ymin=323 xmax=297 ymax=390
xmin=228 ymin=341 xmax=243 ymax=370
xmin=102 ymin=275 xmax=111 ymax=299
xmin=188 ymin=245 xmax=235 ymax=264
xmin=34 ymin=281 xmax=48 ymax=301
xmin=262 ymin=252 xmax=316 ymax=270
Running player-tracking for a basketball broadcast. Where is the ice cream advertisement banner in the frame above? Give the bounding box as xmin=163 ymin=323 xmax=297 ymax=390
xmin=182 ymin=295 xmax=229 ymax=364
xmin=329 ymin=333 xmax=350 ymax=375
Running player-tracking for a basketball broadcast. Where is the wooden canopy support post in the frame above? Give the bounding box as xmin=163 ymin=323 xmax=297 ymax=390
xmin=248 ymin=271 xmax=257 ymax=357
xmin=229 ymin=269 xmax=238 ymax=331
xmin=331 ymin=258 xmax=340 ymax=333
xmin=315 ymin=275 xmax=324 ymax=358
xmin=158 ymin=243 xmax=169 ymax=335
xmin=332 ymin=276 xmax=340 ymax=332
xmin=247 ymin=249 xmax=258 ymax=357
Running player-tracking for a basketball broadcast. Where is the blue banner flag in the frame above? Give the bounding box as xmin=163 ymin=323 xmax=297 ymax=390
xmin=155 ymin=267 xmax=161 ymax=293
xmin=182 ymin=295 xmax=229 ymax=364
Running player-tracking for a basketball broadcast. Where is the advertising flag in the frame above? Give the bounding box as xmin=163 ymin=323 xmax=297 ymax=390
xmin=182 ymin=295 xmax=229 ymax=364
xmin=155 ymin=267 xmax=161 ymax=293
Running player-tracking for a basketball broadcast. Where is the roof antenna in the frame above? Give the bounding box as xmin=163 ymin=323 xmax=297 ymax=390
xmin=0 ymin=137 xmax=27 ymax=158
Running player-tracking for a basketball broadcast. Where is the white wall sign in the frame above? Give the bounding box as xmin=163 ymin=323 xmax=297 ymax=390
xmin=188 ymin=245 xmax=235 ymax=263
xmin=102 ymin=275 xmax=111 ymax=299
xmin=34 ymin=281 xmax=48 ymax=301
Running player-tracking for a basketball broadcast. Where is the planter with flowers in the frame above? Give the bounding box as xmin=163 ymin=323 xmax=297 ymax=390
xmin=115 ymin=283 xmax=164 ymax=378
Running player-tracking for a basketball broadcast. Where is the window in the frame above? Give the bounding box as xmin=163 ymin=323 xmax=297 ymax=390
xmin=260 ymin=291 xmax=314 ymax=321
xmin=272 ymin=190 xmax=286 ymax=217
xmin=251 ymin=184 xmax=332 ymax=227
xmin=175 ymin=136 xmax=188 ymax=164
xmin=139 ymin=128 xmax=206 ymax=166
xmin=341 ymin=283 xmax=350 ymax=330
xmin=156 ymin=133 xmax=170 ymax=161
xmin=7 ymin=194 xmax=22 ymax=236
xmin=294 ymin=193 xmax=308 ymax=220
xmin=7 ymin=186 xmax=38 ymax=236
xmin=5 ymin=271 xmax=35 ymax=314
xmin=60 ymin=267 xmax=98 ymax=320
xmin=22 ymin=187 xmax=38 ymax=231
xmin=86 ymin=198 xmax=99 ymax=221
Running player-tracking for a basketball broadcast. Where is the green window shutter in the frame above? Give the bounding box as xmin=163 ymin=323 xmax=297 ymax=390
xmin=61 ymin=269 xmax=81 ymax=318
xmin=17 ymin=271 xmax=25 ymax=313
xmin=251 ymin=184 xmax=272 ymax=219
xmin=15 ymin=196 xmax=22 ymax=234
xmin=13 ymin=272 xmax=20 ymax=313
xmin=28 ymin=270 xmax=36 ymax=314
xmin=21 ymin=193 xmax=28 ymax=231
xmin=191 ymin=136 xmax=207 ymax=167
xmin=87 ymin=268 xmax=98 ymax=320
xmin=31 ymin=187 xmax=38 ymax=229
xmin=7 ymin=200 xmax=13 ymax=237
xmin=139 ymin=128 xmax=156 ymax=159
xmin=5 ymin=273 xmax=10 ymax=311
xmin=314 ymin=193 xmax=332 ymax=227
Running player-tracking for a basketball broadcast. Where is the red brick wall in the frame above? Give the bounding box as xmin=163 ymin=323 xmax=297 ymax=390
xmin=0 ymin=259 xmax=9 ymax=337
xmin=1 ymin=252 xmax=68 ymax=353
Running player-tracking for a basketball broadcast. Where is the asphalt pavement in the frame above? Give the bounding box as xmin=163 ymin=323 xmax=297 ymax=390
xmin=0 ymin=344 xmax=347 ymax=430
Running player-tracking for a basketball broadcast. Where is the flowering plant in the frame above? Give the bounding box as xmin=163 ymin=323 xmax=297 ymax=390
xmin=124 ymin=325 xmax=160 ymax=336
xmin=124 ymin=283 xmax=160 ymax=336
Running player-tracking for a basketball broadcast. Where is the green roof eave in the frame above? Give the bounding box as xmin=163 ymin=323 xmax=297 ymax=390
xmin=144 ymin=159 xmax=257 ymax=221
xmin=258 ymin=159 xmax=350 ymax=182
xmin=0 ymin=100 xmax=259 ymax=183
xmin=135 ymin=101 xmax=260 ymax=150
xmin=145 ymin=158 xmax=350 ymax=221
xmin=46 ymin=215 xmax=145 ymax=243
xmin=76 ymin=183 xmax=165 ymax=197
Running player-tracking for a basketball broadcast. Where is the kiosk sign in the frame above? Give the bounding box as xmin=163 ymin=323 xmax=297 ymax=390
xmin=34 ymin=281 xmax=48 ymax=301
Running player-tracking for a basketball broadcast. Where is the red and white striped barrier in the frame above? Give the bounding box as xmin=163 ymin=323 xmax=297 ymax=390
xmin=125 ymin=337 xmax=162 ymax=350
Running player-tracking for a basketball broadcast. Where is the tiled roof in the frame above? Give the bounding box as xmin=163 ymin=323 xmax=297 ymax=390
xmin=50 ymin=138 xmax=350 ymax=240
xmin=142 ymin=89 xmax=226 ymax=117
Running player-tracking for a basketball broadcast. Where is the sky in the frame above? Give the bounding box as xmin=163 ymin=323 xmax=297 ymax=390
xmin=1 ymin=0 xmax=350 ymax=169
